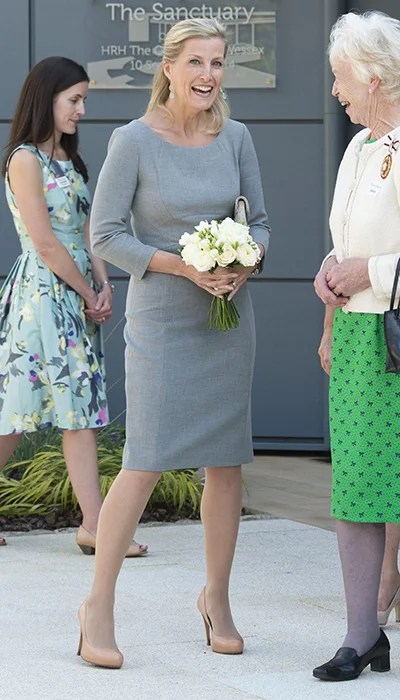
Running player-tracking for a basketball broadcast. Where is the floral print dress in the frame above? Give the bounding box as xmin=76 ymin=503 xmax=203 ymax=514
xmin=0 ymin=145 xmax=108 ymax=434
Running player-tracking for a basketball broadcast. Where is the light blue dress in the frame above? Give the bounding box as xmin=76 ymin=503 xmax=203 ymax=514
xmin=0 ymin=145 xmax=108 ymax=434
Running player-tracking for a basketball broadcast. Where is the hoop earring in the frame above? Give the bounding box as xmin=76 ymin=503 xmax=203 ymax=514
xmin=220 ymin=86 xmax=227 ymax=101
xmin=169 ymin=83 xmax=175 ymax=100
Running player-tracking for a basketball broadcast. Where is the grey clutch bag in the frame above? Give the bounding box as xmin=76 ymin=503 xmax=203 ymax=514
xmin=233 ymin=195 xmax=250 ymax=224
xmin=233 ymin=195 xmax=262 ymax=275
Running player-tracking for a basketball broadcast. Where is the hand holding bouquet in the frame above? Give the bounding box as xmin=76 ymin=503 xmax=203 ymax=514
xmin=179 ymin=217 xmax=261 ymax=331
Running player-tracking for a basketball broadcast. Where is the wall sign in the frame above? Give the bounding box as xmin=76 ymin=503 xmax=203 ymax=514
xmin=87 ymin=0 xmax=276 ymax=89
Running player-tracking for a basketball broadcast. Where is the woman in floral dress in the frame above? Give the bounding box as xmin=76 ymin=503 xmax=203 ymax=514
xmin=0 ymin=57 xmax=146 ymax=556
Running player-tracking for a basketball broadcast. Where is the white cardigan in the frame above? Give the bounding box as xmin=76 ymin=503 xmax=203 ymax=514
xmin=326 ymin=126 xmax=400 ymax=313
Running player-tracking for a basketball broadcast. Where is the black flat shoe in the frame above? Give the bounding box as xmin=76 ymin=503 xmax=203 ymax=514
xmin=313 ymin=630 xmax=390 ymax=682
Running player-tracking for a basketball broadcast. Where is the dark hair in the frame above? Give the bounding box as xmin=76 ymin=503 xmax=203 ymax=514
xmin=2 ymin=56 xmax=89 ymax=181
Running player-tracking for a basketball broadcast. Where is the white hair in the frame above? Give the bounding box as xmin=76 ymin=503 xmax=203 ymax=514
xmin=328 ymin=11 xmax=400 ymax=103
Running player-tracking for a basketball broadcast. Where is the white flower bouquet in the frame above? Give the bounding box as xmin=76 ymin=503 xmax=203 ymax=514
xmin=179 ymin=217 xmax=261 ymax=331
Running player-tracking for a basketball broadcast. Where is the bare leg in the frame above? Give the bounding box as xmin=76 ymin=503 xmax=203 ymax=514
xmin=378 ymin=523 xmax=400 ymax=611
xmin=85 ymin=468 xmax=160 ymax=648
xmin=201 ymin=465 xmax=242 ymax=638
xmin=0 ymin=434 xmax=23 ymax=544
xmin=63 ymin=429 xmax=147 ymax=552
xmin=0 ymin=434 xmax=23 ymax=471
xmin=62 ymin=429 xmax=104 ymax=534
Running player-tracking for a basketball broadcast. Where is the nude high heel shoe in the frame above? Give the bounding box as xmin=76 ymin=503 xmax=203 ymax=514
xmin=197 ymin=588 xmax=244 ymax=655
xmin=77 ymin=600 xmax=123 ymax=669
xmin=378 ymin=584 xmax=400 ymax=626
xmin=76 ymin=525 xmax=148 ymax=557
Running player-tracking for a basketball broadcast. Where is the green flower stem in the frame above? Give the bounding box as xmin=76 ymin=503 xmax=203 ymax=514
xmin=208 ymin=294 xmax=240 ymax=331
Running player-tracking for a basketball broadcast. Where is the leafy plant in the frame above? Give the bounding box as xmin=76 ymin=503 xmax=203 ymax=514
xmin=6 ymin=428 xmax=62 ymax=470
xmin=0 ymin=431 xmax=203 ymax=518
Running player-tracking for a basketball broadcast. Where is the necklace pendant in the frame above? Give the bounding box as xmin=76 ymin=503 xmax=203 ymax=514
xmin=381 ymin=153 xmax=392 ymax=179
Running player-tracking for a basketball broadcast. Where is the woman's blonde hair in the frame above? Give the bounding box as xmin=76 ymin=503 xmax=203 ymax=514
xmin=329 ymin=11 xmax=400 ymax=103
xmin=147 ymin=18 xmax=230 ymax=133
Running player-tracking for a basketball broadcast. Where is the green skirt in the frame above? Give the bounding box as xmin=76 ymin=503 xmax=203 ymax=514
xmin=330 ymin=310 xmax=400 ymax=523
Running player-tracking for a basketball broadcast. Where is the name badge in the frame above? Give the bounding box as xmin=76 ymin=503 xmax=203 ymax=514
xmin=366 ymin=182 xmax=381 ymax=196
xmin=56 ymin=175 xmax=70 ymax=188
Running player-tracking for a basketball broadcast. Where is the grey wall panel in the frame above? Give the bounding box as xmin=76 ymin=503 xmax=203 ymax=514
xmin=0 ymin=0 xmax=30 ymax=119
xmin=78 ymin=123 xmax=116 ymax=187
xmin=0 ymin=125 xmax=23 ymax=275
xmin=32 ymin=0 xmax=88 ymax=64
xmin=102 ymin=279 xmax=128 ymax=422
xmin=350 ymin=1 xmax=400 ymax=18
xmin=250 ymin=280 xmax=325 ymax=442
xmin=231 ymin=0 xmax=325 ymax=121
xmin=33 ymin=0 xmax=325 ymax=122
xmin=78 ymin=121 xmax=136 ymax=280
xmin=31 ymin=0 xmax=167 ymax=120
xmin=246 ymin=123 xmax=324 ymax=279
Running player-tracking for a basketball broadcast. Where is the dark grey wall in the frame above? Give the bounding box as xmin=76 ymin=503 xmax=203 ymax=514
xmin=2 ymin=1 xmax=397 ymax=450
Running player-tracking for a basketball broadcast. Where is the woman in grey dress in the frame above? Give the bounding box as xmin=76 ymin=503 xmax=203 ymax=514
xmin=77 ymin=18 xmax=270 ymax=669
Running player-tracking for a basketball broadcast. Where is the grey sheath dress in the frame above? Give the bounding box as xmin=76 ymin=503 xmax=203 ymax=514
xmin=90 ymin=119 xmax=270 ymax=471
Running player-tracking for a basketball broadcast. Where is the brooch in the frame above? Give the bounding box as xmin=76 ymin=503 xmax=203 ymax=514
xmin=381 ymin=134 xmax=400 ymax=179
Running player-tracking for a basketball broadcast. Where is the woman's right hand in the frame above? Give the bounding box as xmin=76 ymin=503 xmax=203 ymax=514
xmin=314 ymin=256 xmax=348 ymax=308
xmin=182 ymin=265 xmax=239 ymax=298
xmin=85 ymin=286 xmax=113 ymax=325
xmin=318 ymin=331 xmax=333 ymax=375
xmin=82 ymin=289 xmax=107 ymax=325
xmin=83 ymin=288 xmax=98 ymax=310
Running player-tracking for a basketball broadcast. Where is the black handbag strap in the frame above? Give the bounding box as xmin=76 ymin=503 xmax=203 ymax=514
xmin=390 ymin=257 xmax=400 ymax=312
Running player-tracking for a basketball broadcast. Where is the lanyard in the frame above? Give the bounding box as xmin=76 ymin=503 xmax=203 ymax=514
xmin=36 ymin=149 xmax=70 ymax=188
xmin=37 ymin=149 xmax=89 ymax=218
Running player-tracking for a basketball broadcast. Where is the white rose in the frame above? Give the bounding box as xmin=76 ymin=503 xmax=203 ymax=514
xmin=216 ymin=244 xmax=237 ymax=267
xmin=191 ymin=249 xmax=215 ymax=272
xmin=236 ymin=243 xmax=260 ymax=267
xmin=218 ymin=218 xmax=249 ymax=244
xmin=181 ymin=243 xmax=200 ymax=266
xmin=209 ymin=248 xmax=219 ymax=262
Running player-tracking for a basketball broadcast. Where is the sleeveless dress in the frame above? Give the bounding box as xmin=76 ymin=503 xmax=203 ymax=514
xmin=0 ymin=145 xmax=108 ymax=434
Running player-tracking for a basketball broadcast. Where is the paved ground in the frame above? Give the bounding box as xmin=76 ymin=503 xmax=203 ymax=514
xmin=1 ymin=455 xmax=400 ymax=700
xmin=242 ymin=453 xmax=333 ymax=530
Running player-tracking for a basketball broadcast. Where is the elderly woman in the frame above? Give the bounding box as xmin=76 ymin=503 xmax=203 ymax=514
xmin=313 ymin=11 xmax=400 ymax=681
xmin=76 ymin=17 xmax=269 ymax=668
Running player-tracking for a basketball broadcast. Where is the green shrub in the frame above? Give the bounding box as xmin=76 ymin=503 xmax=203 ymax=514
xmin=0 ymin=427 xmax=203 ymax=518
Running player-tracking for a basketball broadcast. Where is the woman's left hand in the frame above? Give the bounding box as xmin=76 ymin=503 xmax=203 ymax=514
xmin=326 ymin=258 xmax=370 ymax=298
xmin=226 ymin=265 xmax=257 ymax=301
xmin=226 ymin=244 xmax=263 ymax=301
xmin=85 ymin=287 xmax=113 ymax=325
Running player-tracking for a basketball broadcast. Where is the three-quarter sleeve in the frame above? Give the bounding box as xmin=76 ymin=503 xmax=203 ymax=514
xmin=370 ymin=159 xmax=400 ymax=300
xmin=320 ymin=248 xmax=337 ymax=269
xmin=239 ymin=125 xmax=271 ymax=254
xmin=90 ymin=126 xmax=157 ymax=279
xmin=368 ymin=253 xmax=400 ymax=300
